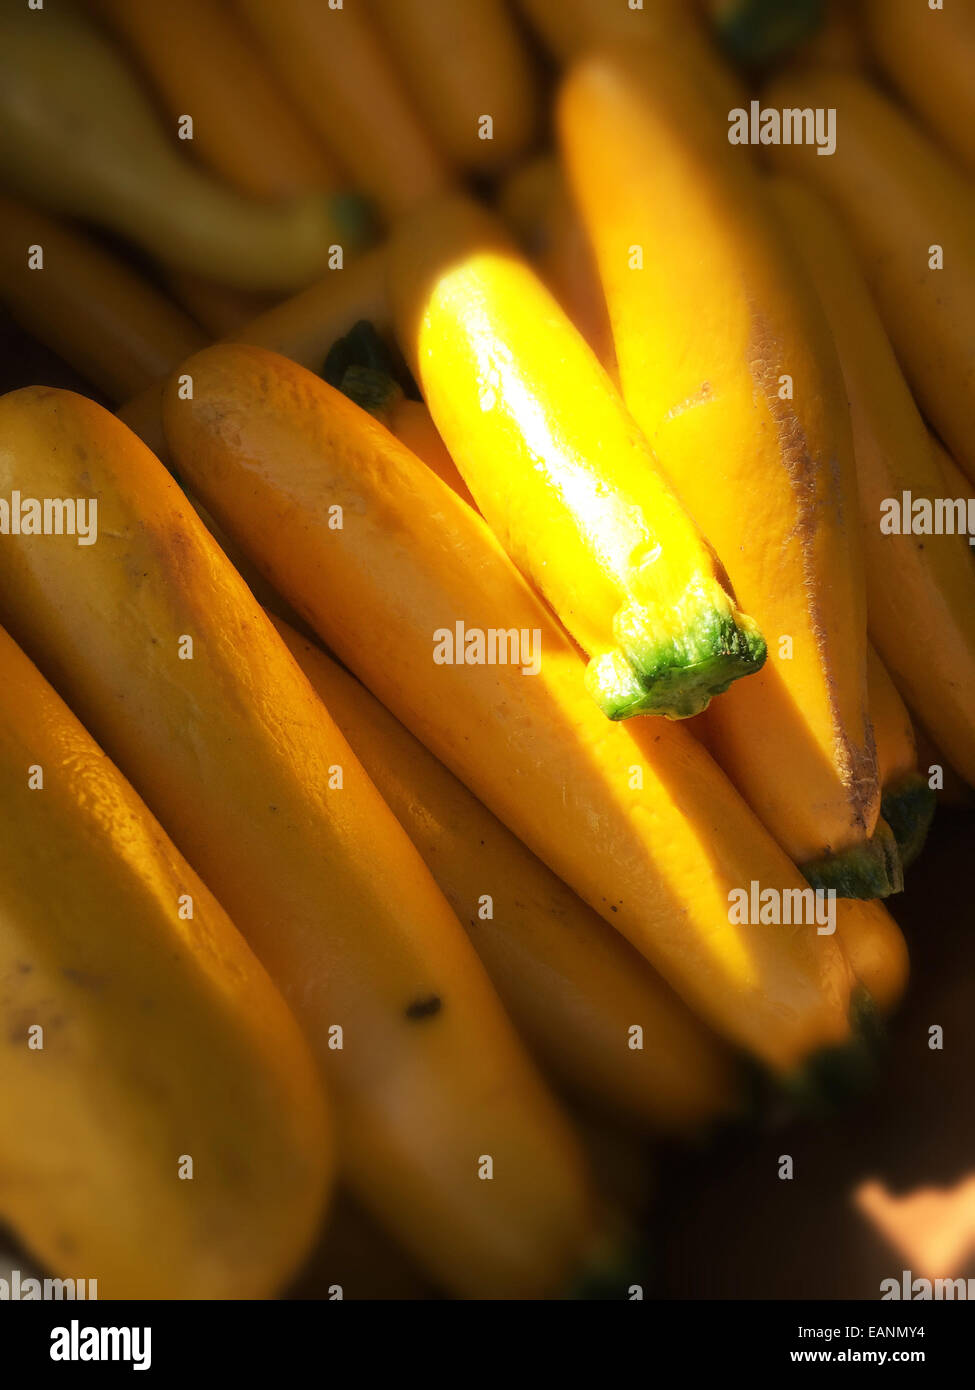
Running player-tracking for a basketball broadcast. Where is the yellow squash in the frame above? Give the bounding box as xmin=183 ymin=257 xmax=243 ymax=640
xmin=0 ymin=622 xmax=330 ymax=1299
xmin=273 ymin=616 xmax=739 ymax=1134
xmin=0 ymin=198 xmax=205 ymax=403
xmin=235 ymin=0 xmax=448 ymax=218
xmin=0 ymin=4 xmax=368 ymax=291
xmin=829 ymin=887 xmax=909 ymax=1018
xmin=370 ymin=0 xmax=539 ymax=174
xmin=0 ymin=386 xmax=602 ymax=1301
xmin=768 ymin=175 xmax=975 ymax=791
xmin=861 ymin=0 xmax=975 ymax=173
xmin=94 ymin=0 xmax=339 ymax=199
xmin=163 ymin=341 xmax=893 ymax=1078
xmin=763 ymin=66 xmax=975 ymax=484
xmin=560 ymin=46 xmax=890 ymax=898
xmin=390 ymin=194 xmax=766 ymax=721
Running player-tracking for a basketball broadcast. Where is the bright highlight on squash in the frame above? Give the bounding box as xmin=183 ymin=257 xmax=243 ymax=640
xmin=389 ymin=194 xmax=767 ymax=721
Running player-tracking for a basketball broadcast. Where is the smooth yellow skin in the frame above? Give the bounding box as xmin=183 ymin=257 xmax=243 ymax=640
xmin=390 ymin=194 xmax=763 ymax=720
xmin=769 ymin=176 xmax=975 ymax=788
xmin=561 ymin=48 xmax=879 ymax=873
xmin=0 ymin=623 xmax=331 ymax=1299
xmin=764 ymin=67 xmax=975 ymax=484
xmin=163 ymin=342 xmax=871 ymax=1076
xmin=0 ymin=198 xmax=205 ymax=404
xmin=862 ymin=0 xmax=975 ymax=173
xmin=273 ymin=617 xmax=739 ymax=1134
xmin=0 ymin=5 xmax=354 ymax=291
xmin=0 ymin=387 xmax=599 ymax=1301
xmin=371 ymin=0 xmax=538 ymax=174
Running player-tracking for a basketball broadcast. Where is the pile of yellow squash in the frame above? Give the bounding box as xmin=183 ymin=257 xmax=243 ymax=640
xmin=0 ymin=0 xmax=972 ymax=1300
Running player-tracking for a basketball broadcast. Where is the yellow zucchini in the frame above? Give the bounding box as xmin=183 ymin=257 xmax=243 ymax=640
xmin=0 ymin=621 xmax=330 ymax=1298
xmin=273 ymin=616 xmax=739 ymax=1134
xmin=370 ymin=0 xmax=539 ymax=173
xmin=162 ymin=340 xmax=884 ymax=1078
xmin=560 ymin=46 xmax=891 ymax=897
xmin=235 ymin=0 xmax=448 ymax=218
xmin=390 ymin=194 xmax=766 ymax=721
xmin=861 ymin=0 xmax=975 ymax=173
xmin=830 ymin=890 xmax=909 ymax=1017
xmin=767 ymin=175 xmax=975 ymax=791
xmin=0 ymin=385 xmax=603 ymax=1301
xmin=0 ymin=197 xmax=205 ymax=403
xmin=0 ymin=4 xmax=369 ymax=291
xmin=94 ymin=0 xmax=340 ymax=199
xmin=763 ymin=66 xmax=975 ymax=484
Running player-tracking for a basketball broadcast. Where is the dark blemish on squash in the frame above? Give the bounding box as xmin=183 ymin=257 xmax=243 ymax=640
xmin=405 ymin=994 xmax=442 ymax=1021
xmin=610 ymin=905 xmax=618 ymax=912
xmin=15 ymin=962 xmax=31 ymax=974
